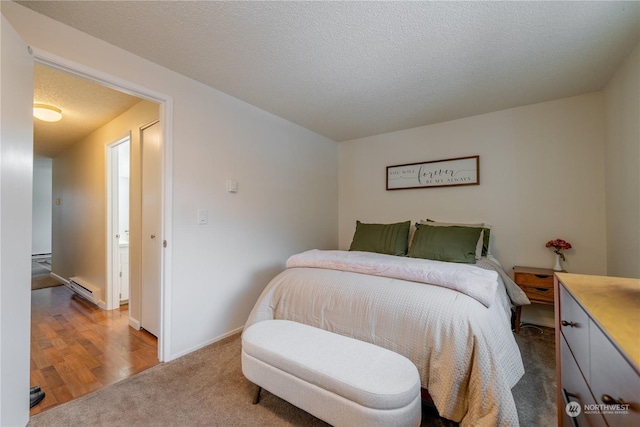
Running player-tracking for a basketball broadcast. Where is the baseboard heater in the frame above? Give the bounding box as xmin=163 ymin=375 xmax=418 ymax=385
xmin=68 ymin=277 xmax=100 ymax=305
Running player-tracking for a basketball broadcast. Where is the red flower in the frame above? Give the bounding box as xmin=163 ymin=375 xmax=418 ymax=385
xmin=546 ymin=239 xmax=572 ymax=261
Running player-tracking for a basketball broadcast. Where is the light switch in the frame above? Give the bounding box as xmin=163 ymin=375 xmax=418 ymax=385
xmin=226 ymin=179 xmax=238 ymax=193
xmin=197 ymin=209 xmax=208 ymax=225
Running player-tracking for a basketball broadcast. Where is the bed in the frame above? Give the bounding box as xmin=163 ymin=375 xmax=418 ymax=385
xmin=244 ymin=220 xmax=530 ymax=426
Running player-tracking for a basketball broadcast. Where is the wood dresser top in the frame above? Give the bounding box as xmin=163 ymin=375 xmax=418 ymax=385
xmin=556 ymin=272 xmax=640 ymax=370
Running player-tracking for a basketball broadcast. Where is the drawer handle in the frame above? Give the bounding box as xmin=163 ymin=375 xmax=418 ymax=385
xmin=561 ymin=320 xmax=577 ymax=327
xmin=534 ymin=287 xmax=550 ymax=292
xmin=601 ymin=394 xmax=626 ymax=405
xmin=534 ymin=274 xmax=551 ymax=279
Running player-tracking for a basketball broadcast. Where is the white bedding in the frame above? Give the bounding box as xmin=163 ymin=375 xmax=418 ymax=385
xmin=287 ymin=250 xmax=500 ymax=307
xmin=244 ymin=251 xmax=526 ymax=426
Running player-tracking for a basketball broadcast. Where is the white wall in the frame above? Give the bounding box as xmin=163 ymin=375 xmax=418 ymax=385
xmin=604 ymin=43 xmax=640 ymax=279
xmin=0 ymin=12 xmax=34 ymax=426
xmin=32 ymin=156 xmax=52 ymax=255
xmin=340 ymin=93 xmax=607 ymax=326
xmin=4 ymin=2 xmax=338 ymax=363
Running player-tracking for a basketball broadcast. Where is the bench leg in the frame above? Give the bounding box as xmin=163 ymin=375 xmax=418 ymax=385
xmin=252 ymin=384 xmax=262 ymax=404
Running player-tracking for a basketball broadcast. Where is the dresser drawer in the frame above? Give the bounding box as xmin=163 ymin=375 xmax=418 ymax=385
xmin=560 ymin=285 xmax=590 ymax=379
xmin=561 ymin=336 xmax=606 ymax=427
xmin=555 ymin=273 xmax=640 ymax=427
xmin=589 ymin=319 xmax=640 ymax=427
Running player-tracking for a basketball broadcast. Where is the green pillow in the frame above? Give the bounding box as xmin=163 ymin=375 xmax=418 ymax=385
xmin=409 ymin=223 xmax=482 ymax=264
xmin=349 ymin=221 xmax=410 ymax=256
xmin=424 ymin=219 xmax=491 ymax=257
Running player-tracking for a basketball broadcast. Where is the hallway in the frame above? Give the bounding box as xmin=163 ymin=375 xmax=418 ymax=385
xmin=30 ymin=285 xmax=158 ymax=415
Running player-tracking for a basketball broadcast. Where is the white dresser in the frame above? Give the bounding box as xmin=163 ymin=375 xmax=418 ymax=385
xmin=554 ymin=273 xmax=640 ymax=427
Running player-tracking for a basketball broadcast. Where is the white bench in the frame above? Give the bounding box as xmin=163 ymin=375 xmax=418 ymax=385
xmin=242 ymin=320 xmax=422 ymax=427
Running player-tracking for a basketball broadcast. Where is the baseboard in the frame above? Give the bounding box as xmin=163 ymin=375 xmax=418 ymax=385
xmin=129 ymin=317 xmax=141 ymax=330
xmin=168 ymin=326 xmax=244 ymax=361
xmin=51 ymin=272 xmax=69 ymax=285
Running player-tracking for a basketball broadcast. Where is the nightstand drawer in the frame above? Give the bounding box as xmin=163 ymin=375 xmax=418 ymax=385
xmin=520 ymin=285 xmax=554 ymax=304
xmin=514 ymin=272 xmax=554 ymax=288
xmin=512 ymin=266 xmax=558 ymax=334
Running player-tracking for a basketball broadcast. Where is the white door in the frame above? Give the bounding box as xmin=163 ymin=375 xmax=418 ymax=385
xmin=0 ymin=14 xmax=34 ymax=424
xmin=117 ymin=141 xmax=130 ymax=303
xmin=141 ymin=121 xmax=162 ymax=337
xmin=108 ymin=137 xmax=130 ymax=309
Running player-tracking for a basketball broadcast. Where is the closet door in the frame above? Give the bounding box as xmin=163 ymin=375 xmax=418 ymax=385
xmin=140 ymin=121 xmax=161 ymax=337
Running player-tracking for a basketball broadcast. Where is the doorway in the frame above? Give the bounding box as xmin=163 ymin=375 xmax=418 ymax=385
xmin=31 ymin=51 xmax=173 ymax=364
xmin=28 ymin=59 xmax=171 ymax=412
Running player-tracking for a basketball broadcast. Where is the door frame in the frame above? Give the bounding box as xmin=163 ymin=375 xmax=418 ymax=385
xmin=106 ymin=135 xmax=131 ymax=311
xmin=32 ymin=48 xmax=174 ymax=363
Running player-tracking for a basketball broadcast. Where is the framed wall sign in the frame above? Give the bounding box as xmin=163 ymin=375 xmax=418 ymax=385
xmin=386 ymin=155 xmax=479 ymax=190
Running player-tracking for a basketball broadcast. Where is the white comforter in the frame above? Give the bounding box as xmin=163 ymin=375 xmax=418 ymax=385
xmin=287 ymin=250 xmax=500 ymax=307
xmin=244 ymin=251 xmax=525 ymax=426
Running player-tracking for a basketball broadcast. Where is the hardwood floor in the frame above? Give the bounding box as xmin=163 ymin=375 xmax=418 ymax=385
xmin=30 ymin=285 xmax=159 ymax=415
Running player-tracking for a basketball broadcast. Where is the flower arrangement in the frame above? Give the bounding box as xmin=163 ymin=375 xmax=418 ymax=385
xmin=546 ymin=239 xmax=572 ymax=261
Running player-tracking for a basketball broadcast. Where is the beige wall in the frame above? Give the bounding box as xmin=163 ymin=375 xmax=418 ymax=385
xmin=339 ymin=93 xmax=607 ymax=327
xmin=604 ymin=43 xmax=640 ymax=279
xmin=52 ymin=100 xmax=159 ymax=322
xmin=340 ymin=92 xmax=606 ymax=273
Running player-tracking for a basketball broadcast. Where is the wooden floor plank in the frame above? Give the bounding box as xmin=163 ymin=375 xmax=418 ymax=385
xmin=30 ymin=285 xmax=158 ymax=416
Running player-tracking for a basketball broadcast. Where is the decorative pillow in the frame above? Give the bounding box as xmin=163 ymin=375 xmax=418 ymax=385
xmin=421 ymin=219 xmax=491 ymax=258
xmin=349 ymin=220 xmax=411 ymax=256
xmin=409 ymin=223 xmax=482 ymax=264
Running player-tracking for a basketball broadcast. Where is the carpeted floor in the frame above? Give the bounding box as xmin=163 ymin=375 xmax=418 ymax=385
xmin=31 ymin=259 xmax=63 ymax=290
xmin=512 ymin=325 xmax=557 ymax=426
xmin=32 ymin=275 xmax=63 ymax=290
xmin=28 ymin=326 xmax=556 ymax=427
xmin=32 ymin=260 xmax=51 ymax=277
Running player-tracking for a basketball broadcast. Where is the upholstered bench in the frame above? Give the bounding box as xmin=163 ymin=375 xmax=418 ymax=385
xmin=242 ymin=320 xmax=422 ymax=427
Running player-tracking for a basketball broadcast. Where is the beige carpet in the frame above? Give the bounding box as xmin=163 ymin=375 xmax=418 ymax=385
xmin=28 ymin=327 xmax=556 ymax=427
xmin=32 ymin=275 xmax=63 ymax=291
xmin=31 ymin=260 xmax=62 ymax=290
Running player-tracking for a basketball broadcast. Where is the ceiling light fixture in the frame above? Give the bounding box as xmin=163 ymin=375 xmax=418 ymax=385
xmin=33 ymin=103 xmax=62 ymax=122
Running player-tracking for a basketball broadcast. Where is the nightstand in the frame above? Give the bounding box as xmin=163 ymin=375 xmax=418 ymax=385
xmin=513 ymin=266 xmax=556 ymax=334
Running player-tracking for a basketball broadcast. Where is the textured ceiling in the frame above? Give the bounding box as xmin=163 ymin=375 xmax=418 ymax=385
xmin=33 ymin=63 xmax=142 ymax=158
xmin=22 ymin=1 xmax=640 ymax=144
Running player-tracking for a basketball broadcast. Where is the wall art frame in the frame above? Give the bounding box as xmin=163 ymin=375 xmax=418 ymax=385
xmin=386 ymin=155 xmax=480 ymax=190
